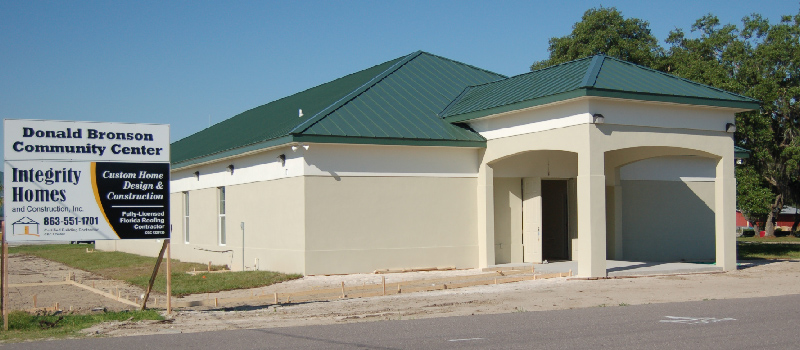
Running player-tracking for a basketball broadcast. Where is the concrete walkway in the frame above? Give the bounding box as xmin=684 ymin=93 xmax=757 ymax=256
xmin=488 ymin=260 xmax=725 ymax=277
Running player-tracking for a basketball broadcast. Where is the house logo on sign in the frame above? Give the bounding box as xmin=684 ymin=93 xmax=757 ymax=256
xmin=12 ymin=217 xmax=40 ymax=237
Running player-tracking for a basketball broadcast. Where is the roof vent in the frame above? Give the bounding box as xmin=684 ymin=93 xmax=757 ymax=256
xmin=299 ymin=109 xmax=304 ymax=118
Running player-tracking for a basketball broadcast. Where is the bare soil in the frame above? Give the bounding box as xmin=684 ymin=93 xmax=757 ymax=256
xmin=5 ymin=254 xmax=800 ymax=339
xmin=6 ymin=254 xmax=144 ymax=313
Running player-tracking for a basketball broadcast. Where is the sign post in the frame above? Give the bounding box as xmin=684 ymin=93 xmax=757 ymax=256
xmin=2 ymin=222 xmax=7 ymax=331
xmin=2 ymin=119 xmax=171 ymax=322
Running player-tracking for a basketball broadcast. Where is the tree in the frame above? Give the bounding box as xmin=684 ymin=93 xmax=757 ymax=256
xmin=531 ymin=7 xmax=664 ymax=71
xmin=735 ymin=166 xmax=775 ymax=229
xmin=666 ymin=12 xmax=800 ymax=237
xmin=535 ymin=7 xmax=800 ymax=236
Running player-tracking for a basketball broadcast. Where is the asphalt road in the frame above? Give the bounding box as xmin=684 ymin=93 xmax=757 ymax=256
xmin=9 ymin=294 xmax=800 ymax=349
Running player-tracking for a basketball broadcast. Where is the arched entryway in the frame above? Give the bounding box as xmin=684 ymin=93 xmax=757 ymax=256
xmin=605 ymin=147 xmax=723 ymax=264
xmin=489 ymin=150 xmax=578 ymax=265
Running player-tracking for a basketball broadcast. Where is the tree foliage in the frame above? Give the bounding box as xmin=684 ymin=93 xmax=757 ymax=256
xmin=535 ymin=7 xmax=800 ymax=236
xmin=531 ymin=7 xmax=663 ymax=71
xmin=735 ymin=166 xmax=775 ymax=228
xmin=666 ymin=12 xmax=800 ymax=236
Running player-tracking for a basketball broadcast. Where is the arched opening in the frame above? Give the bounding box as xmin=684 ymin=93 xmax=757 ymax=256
xmin=489 ymin=150 xmax=578 ymax=264
xmin=605 ymin=147 xmax=721 ymax=263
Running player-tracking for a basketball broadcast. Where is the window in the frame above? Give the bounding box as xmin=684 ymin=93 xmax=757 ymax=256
xmin=183 ymin=191 xmax=190 ymax=244
xmin=218 ymin=187 xmax=226 ymax=245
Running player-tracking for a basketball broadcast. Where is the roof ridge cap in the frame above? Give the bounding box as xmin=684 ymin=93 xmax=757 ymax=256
xmin=289 ymin=51 xmax=424 ymax=134
xmin=528 ymin=55 xmax=596 ymax=74
xmin=580 ymin=55 xmax=606 ymax=88
xmin=173 ymin=54 xmax=415 ymax=144
xmin=471 ymin=55 xmax=595 ymax=84
xmin=419 ymin=51 xmax=508 ymax=79
xmin=445 ymin=55 xmax=598 ymax=98
xmin=601 ymin=56 xmax=759 ymax=102
xmin=438 ymin=86 xmax=472 ymax=118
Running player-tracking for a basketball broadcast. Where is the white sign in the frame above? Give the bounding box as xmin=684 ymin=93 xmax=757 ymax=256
xmin=3 ymin=119 xmax=170 ymax=241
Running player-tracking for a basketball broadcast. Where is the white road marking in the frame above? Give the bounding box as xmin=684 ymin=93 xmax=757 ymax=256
xmin=448 ymin=337 xmax=485 ymax=342
xmin=660 ymin=316 xmax=736 ymax=324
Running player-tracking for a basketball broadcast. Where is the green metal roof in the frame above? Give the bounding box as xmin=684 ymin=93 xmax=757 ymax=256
xmin=440 ymin=55 xmax=761 ymax=122
xmin=734 ymin=146 xmax=751 ymax=159
xmin=172 ymin=51 xmax=505 ymax=169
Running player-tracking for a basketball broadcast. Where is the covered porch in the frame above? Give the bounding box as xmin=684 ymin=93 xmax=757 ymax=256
xmin=475 ymin=117 xmax=737 ymax=278
xmin=440 ymin=55 xmax=759 ymax=278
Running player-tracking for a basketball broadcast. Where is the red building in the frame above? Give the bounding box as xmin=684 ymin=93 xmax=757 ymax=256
xmin=737 ymin=206 xmax=799 ymax=229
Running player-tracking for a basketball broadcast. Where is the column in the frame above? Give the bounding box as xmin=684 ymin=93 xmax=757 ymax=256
xmin=477 ymin=163 xmax=495 ymax=268
xmin=715 ymin=154 xmax=737 ymax=271
xmin=522 ymin=177 xmax=542 ymax=263
xmin=613 ymin=168 xmax=623 ymax=259
xmin=577 ymin=149 xmax=607 ymax=277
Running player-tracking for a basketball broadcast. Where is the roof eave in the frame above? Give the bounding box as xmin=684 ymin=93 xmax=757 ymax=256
xmin=171 ymin=134 xmax=486 ymax=170
xmin=443 ymin=88 xmax=760 ymax=123
xmin=292 ymin=134 xmax=486 ymax=148
xmin=171 ymin=135 xmax=295 ymax=171
xmin=586 ymin=88 xmax=761 ymax=112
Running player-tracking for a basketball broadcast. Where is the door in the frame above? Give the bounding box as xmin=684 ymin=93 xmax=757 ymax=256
xmin=542 ymin=180 xmax=569 ymax=260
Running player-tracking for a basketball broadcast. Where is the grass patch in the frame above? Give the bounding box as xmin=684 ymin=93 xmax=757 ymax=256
xmin=737 ymin=241 xmax=800 ymax=260
xmin=10 ymin=244 xmax=301 ymax=296
xmin=0 ymin=309 xmax=162 ymax=343
xmin=737 ymin=236 xmax=800 ymax=243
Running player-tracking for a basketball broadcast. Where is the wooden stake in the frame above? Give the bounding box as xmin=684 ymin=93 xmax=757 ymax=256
xmin=274 ymin=293 xmax=278 ymax=304
xmin=208 ymin=261 xmax=211 ymax=272
xmin=166 ymin=239 xmax=172 ymax=315
xmin=397 ymin=284 xmax=401 ymax=293
xmin=141 ymin=240 xmax=168 ymax=310
xmin=382 ymin=276 xmax=386 ymax=296
xmin=569 ymin=269 xmax=572 ymax=277
xmin=2 ymin=221 xmax=8 ymax=331
xmin=214 ymin=298 xmax=218 ymax=307
xmin=54 ymin=302 xmax=58 ymax=311
xmin=340 ymin=282 xmax=345 ymax=298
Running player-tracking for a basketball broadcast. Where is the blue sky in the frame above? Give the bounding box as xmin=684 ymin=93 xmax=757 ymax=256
xmin=1 ymin=0 xmax=797 ymax=157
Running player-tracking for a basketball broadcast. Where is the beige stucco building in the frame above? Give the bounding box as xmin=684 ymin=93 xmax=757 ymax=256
xmin=97 ymin=52 xmax=759 ymax=277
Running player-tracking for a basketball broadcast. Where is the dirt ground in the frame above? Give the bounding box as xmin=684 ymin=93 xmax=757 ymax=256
xmin=6 ymin=254 xmax=145 ymax=313
xmin=5 ymin=254 xmax=800 ymax=338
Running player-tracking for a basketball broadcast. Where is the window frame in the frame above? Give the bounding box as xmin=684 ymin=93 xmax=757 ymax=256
xmin=218 ymin=187 xmax=226 ymax=246
xmin=183 ymin=191 xmax=190 ymax=244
